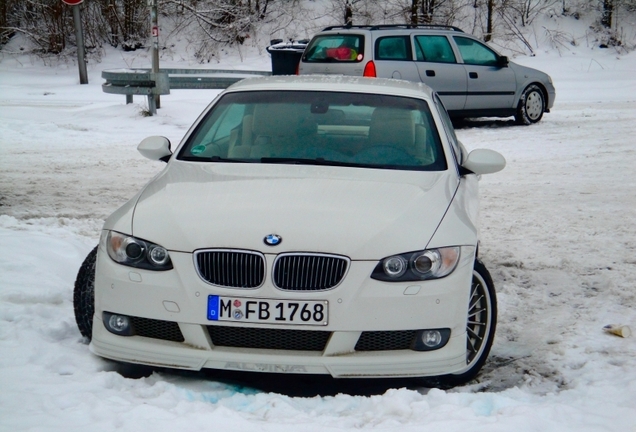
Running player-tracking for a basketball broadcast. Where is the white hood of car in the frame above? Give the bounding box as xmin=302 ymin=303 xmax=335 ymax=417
xmin=131 ymin=163 xmax=458 ymax=259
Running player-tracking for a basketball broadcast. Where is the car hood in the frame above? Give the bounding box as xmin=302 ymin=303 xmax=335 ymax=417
xmin=131 ymin=163 xmax=458 ymax=259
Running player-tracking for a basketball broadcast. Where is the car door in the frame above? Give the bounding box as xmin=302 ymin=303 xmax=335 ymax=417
xmin=412 ymin=34 xmax=467 ymax=112
xmin=372 ymin=35 xmax=421 ymax=81
xmin=452 ymin=36 xmax=516 ymax=110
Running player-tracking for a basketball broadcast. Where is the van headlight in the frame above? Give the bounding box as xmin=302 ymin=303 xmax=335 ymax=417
xmin=104 ymin=231 xmax=173 ymax=271
xmin=371 ymin=247 xmax=459 ymax=282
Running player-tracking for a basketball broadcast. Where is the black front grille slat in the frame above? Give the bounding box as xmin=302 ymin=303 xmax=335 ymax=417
xmin=196 ymin=250 xmax=265 ymax=288
xmin=207 ymin=326 xmax=330 ymax=351
xmin=355 ymin=330 xmax=417 ymax=351
xmin=273 ymin=254 xmax=348 ymax=291
xmin=131 ymin=317 xmax=185 ymax=342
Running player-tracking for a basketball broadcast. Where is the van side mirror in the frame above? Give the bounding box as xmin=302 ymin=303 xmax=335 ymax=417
xmin=138 ymin=136 xmax=172 ymax=162
xmin=497 ymin=55 xmax=509 ymax=67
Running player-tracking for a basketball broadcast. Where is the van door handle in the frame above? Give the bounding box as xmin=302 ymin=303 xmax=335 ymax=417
xmin=469 ymin=72 xmax=478 ymax=79
xmin=426 ymin=70 xmax=435 ymax=77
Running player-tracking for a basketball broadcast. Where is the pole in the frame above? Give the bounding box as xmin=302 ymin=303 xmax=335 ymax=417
xmin=150 ymin=0 xmax=160 ymax=108
xmin=72 ymin=4 xmax=88 ymax=84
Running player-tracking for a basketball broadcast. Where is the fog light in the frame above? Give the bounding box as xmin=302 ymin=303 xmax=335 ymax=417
xmin=103 ymin=312 xmax=134 ymax=336
xmin=412 ymin=328 xmax=451 ymax=351
xmin=422 ymin=330 xmax=442 ymax=347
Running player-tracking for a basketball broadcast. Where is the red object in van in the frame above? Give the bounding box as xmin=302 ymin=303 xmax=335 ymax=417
xmin=326 ymin=47 xmax=354 ymax=60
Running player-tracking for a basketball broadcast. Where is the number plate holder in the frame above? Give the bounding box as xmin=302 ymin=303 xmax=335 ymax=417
xmin=207 ymin=295 xmax=328 ymax=326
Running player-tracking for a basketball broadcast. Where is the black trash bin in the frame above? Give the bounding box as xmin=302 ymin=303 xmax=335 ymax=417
xmin=266 ymin=40 xmax=308 ymax=75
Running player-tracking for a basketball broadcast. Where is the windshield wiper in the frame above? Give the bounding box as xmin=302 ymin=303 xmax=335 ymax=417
xmin=180 ymin=155 xmax=252 ymax=163
xmin=260 ymin=157 xmax=352 ymax=167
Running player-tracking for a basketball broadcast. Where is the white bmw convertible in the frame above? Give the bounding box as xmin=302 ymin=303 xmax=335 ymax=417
xmin=74 ymin=75 xmax=505 ymax=386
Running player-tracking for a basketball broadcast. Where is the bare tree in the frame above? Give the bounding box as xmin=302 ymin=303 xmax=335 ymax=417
xmin=600 ymin=0 xmax=613 ymax=27
xmin=485 ymin=0 xmax=495 ymax=41
xmin=499 ymin=0 xmax=560 ymax=26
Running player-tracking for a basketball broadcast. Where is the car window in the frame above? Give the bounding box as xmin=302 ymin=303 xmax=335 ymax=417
xmin=433 ymin=93 xmax=462 ymax=165
xmin=375 ymin=36 xmax=411 ymax=61
xmin=413 ymin=35 xmax=456 ymax=63
xmin=192 ymin=103 xmax=245 ymax=145
xmin=453 ymin=36 xmax=498 ymax=66
xmin=179 ymin=91 xmax=447 ymax=172
xmin=303 ymin=34 xmax=364 ymax=62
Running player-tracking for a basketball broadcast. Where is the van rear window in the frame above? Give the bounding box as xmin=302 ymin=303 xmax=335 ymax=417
xmin=303 ymin=35 xmax=364 ymax=63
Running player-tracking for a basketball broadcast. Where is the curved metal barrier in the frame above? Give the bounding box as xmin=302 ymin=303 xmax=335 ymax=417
xmin=102 ymin=68 xmax=271 ymax=115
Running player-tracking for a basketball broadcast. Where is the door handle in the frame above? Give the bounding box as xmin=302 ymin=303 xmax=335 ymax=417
xmin=426 ymin=70 xmax=435 ymax=77
xmin=469 ymin=72 xmax=478 ymax=79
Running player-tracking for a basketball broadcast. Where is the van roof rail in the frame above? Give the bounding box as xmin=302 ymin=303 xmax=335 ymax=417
xmin=322 ymin=24 xmax=464 ymax=32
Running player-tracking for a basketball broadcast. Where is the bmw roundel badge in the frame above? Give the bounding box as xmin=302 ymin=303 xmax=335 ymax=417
xmin=264 ymin=234 xmax=282 ymax=246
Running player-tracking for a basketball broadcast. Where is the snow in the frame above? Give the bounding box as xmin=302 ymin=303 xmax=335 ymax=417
xmin=1 ymin=32 xmax=636 ymax=431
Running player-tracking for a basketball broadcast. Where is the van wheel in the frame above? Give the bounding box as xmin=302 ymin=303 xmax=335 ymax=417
xmin=73 ymin=246 xmax=97 ymax=341
xmin=515 ymin=84 xmax=545 ymax=125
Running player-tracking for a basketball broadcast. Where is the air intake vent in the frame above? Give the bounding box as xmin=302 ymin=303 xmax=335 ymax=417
xmin=273 ymin=253 xmax=349 ymax=291
xmin=207 ymin=325 xmax=330 ymax=351
xmin=355 ymin=330 xmax=417 ymax=351
xmin=195 ymin=249 xmax=265 ymax=288
xmin=130 ymin=317 xmax=184 ymax=342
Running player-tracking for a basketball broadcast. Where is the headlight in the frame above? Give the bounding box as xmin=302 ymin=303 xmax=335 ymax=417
xmin=105 ymin=231 xmax=173 ymax=271
xmin=371 ymin=247 xmax=460 ymax=282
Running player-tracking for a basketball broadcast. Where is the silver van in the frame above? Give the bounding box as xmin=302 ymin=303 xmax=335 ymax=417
xmin=298 ymin=24 xmax=555 ymax=124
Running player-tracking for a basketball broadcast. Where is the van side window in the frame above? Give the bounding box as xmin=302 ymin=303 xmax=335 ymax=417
xmin=375 ymin=36 xmax=412 ymax=61
xmin=453 ymin=36 xmax=498 ymax=66
xmin=414 ymin=35 xmax=456 ymax=63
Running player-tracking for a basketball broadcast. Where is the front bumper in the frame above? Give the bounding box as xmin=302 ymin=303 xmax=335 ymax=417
xmin=91 ymin=245 xmax=476 ymax=378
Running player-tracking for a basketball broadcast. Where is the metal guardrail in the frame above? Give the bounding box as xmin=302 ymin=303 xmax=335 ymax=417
xmin=102 ymin=68 xmax=272 ymax=115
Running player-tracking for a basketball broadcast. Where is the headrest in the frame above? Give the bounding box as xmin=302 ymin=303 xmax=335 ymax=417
xmin=252 ymin=103 xmax=316 ymax=137
xmin=368 ymin=108 xmax=415 ymax=148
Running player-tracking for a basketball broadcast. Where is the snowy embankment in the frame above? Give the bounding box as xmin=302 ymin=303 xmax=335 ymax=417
xmin=1 ymin=44 xmax=635 ymax=431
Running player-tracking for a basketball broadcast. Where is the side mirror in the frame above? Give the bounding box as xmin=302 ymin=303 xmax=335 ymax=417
xmin=462 ymin=149 xmax=506 ymax=175
xmin=497 ymin=55 xmax=509 ymax=67
xmin=138 ymin=136 xmax=172 ymax=162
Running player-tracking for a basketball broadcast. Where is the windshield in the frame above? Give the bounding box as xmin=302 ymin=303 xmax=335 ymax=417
xmin=178 ymin=90 xmax=447 ymax=171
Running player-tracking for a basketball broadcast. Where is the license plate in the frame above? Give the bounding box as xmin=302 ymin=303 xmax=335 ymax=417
xmin=207 ymin=295 xmax=328 ymax=326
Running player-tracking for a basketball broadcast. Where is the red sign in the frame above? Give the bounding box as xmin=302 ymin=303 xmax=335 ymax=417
xmin=152 ymin=26 xmax=159 ymax=37
xmin=62 ymin=0 xmax=84 ymax=5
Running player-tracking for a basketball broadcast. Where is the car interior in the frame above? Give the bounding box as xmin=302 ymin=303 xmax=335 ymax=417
xmin=181 ymin=96 xmax=446 ymax=170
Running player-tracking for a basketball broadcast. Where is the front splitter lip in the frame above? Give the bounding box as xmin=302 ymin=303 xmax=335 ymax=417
xmin=90 ymin=318 xmax=468 ymax=378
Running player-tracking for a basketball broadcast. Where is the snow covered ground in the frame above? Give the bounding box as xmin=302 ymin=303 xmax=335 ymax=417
xmin=1 ymin=38 xmax=636 ymax=431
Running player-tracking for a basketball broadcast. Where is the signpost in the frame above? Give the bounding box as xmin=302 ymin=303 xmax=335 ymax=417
xmin=62 ymin=0 xmax=88 ymax=84
xmin=149 ymin=0 xmax=161 ymax=109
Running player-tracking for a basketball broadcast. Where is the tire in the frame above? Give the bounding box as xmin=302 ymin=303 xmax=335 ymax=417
xmin=73 ymin=246 xmax=97 ymax=340
xmin=515 ymin=84 xmax=545 ymax=125
xmin=439 ymin=258 xmax=497 ymax=387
